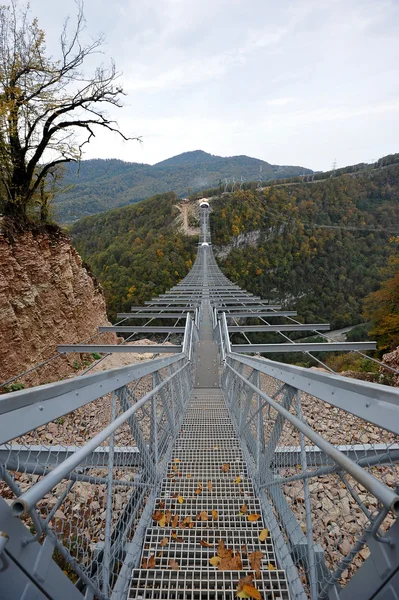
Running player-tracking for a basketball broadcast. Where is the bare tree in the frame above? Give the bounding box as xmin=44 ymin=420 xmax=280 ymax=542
xmin=0 ymin=1 xmax=138 ymax=223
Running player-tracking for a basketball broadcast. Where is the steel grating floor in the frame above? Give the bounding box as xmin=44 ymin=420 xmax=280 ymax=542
xmin=129 ymin=388 xmax=290 ymax=599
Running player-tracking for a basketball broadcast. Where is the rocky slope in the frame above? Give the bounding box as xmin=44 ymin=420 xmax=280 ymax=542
xmin=0 ymin=222 xmax=117 ymax=388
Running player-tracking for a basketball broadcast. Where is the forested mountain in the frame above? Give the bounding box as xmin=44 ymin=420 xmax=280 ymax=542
xmin=55 ymin=151 xmax=312 ymax=223
xmin=70 ymin=160 xmax=399 ymax=333
xmin=70 ymin=192 xmax=196 ymax=319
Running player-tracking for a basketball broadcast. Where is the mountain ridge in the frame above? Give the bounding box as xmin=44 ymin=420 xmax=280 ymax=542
xmin=54 ymin=150 xmax=312 ymax=223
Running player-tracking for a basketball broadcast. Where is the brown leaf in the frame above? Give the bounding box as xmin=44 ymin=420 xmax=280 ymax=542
xmin=160 ymin=537 xmax=169 ymax=547
xmin=152 ymin=510 xmax=164 ymax=522
xmin=212 ymin=509 xmax=218 ymax=521
xmin=181 ymin=516 xmax=192 ymax=527
xmin=247 ymin=513 xmax=261 ymax=522
xmin=238 ymin=504 xmax=248 ymax=516
xmin=195 ymin=482 xmax=203 ymax=495
xmin=238 ymin=584 xmax=262 ymax=600
xmin=241 ymin=544 xmax=248 ymax=556
xmin=171 ymin=514 xmax=179 ymax=528
xmin=141 ymin=554 xmax=156 ymax=569
xmin=171 ymin=493 xmax=179 ymax=498
xmin=219 ymin=551 xmax=242 ymax=570
xmin=169 ymin=559 xmax=179 ymax=571
xmin=217 ymin=539 xmax=233 ymax=559
xmin=208 ymin=480 xmax=213 ymax=492
xmin=165 ymin=510 xmax=173 ymax=525
xmin=248 ymin=550 xmax=263 ymax=578
xmin=221 ymin=463 xmax=230 ymax=472
xmin=237 ymin=574 xmax=254 ymax=591
xmin=199 ymin=539 xmax=214 ymax=547
xmin=158 ymin=514 xmax=167 ymax=527
xmin=171 ymin=530 xmax=184 ymax=543
xmin=157 ymin=501 xmax=165 ymax=509
xmin=196 ymin=511 xmax=208 ymax=521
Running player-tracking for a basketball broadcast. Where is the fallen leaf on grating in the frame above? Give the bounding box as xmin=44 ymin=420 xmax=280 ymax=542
xmin=238 ymin=503 xmax=248 ymax=516
xmin=169 ymin=559 xmax=179 ymax=570
xmin=209 ymin=555 xmax=221 ymax=566
xmin=199 ymin=539 xmax=213 ymax=547
xmin=158 ymin=514 xmax=167 ymax=527
xmin=152 ymin=510 xmax=163 ymax=522
xmin=217 ymin=539 xmax=232 ymax=559
xmin=234 ymin=476 xmax=242 ymax=484
xmin=208 ymin=480 xmax=213 ymax=491
xmin=171 ymin=531 xmax=184 ymax=543
xmin=141 ymin=554 xmax=156 ymax=569
xmin=247 ymin=513 xmax=261 ymax=522
xmin=212 ymin=509 xmax=218 ymax=521
xmin=171 ymin=514 xmax=179 ymax=528
xmin=160 ymin=537 xmax=169 ymax=547
xmin=197 ymin=510 xmax=209 ymax=521
xmin=220 ymin=551 xmax=242 ymax=570
xmin=178 ymin=496 xmax=184 ymax=504
xmin=267 ymin=563 xmax=276 ymax=570
xmin=221 ymin=463 xmax=230 ymax=472
xmin=236 ymin=574 xmax=261 ymax=600
xmin=165 ymin=510 xmax=172 ymax=525
xmin=237 ymin=584 xmax=262 ymax=600
xmin=248 ymin=550 xmax=263 ymax=577
xmin=259 ymin=528 xmax=269 ymax=542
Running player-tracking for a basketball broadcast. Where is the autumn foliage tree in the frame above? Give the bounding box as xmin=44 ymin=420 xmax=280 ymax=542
xmin=363 ymin=241 xmax=399 ymax=352
xmin=0 ymin=1 xmax=137 ymax=224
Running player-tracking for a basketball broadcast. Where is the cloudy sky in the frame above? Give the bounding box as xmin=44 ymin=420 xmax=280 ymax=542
xmin=29 ymin=0 xmax=399 ymax=171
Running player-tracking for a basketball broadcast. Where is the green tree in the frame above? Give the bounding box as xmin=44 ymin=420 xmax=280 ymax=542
xmin=363 ymin=244 xmax=399 ymax=352
xmin=0 ymin=1 xmax=137 ymax=224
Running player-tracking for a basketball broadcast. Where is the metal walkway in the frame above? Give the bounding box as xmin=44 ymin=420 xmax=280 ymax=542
xmin=1 ymin=204 xmax=399 ymax=600
xmin=130 ymin=296 xmax=290 ymax=598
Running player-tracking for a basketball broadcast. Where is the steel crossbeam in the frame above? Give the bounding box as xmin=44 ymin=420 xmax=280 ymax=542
xmin=232 ymin=341 xmax=376 ymax=353
xmin=228 ymin=324 xmax=331 ymax=332
xmin=58 ymin=344 xmax=182 ymax=353
xmin=99 ymin=326 xmax=186 ymax=333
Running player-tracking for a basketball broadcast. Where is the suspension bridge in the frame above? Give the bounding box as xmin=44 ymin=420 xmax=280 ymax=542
xmin=1 ymin=204 xmax=399 ymax=599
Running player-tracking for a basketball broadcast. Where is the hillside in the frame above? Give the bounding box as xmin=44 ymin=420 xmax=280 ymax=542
xmin=0 ymin=223 xmax=117 ymax=387
xmin=54 ymin=151 xmax=312 ymax=223
xmin=70 ymin=192 xmax=196 ymax=320
xmin=70 ymin=160 xmax=399 ymax=335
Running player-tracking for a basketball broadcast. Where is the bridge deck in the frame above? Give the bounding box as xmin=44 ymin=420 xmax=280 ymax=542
xmin=130 ymin=388 xmax=290 ymax=599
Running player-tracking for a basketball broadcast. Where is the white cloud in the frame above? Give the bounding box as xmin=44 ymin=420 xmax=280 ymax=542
xmin=15 ymin=0 xmax=399 ymax=170
xmin=267 ymin=98 xmax=296 ymax=107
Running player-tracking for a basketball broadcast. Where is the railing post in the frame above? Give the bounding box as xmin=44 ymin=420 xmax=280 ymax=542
xmin=151 ymin=382 xmax=159 ymax=475
xmin=255 ymin=370 xmax=262 ymax=479
xmin=102 ymin=390 xmax=117 ymax=596
xmin=296 ymin=389 xmax=318 ymax=599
